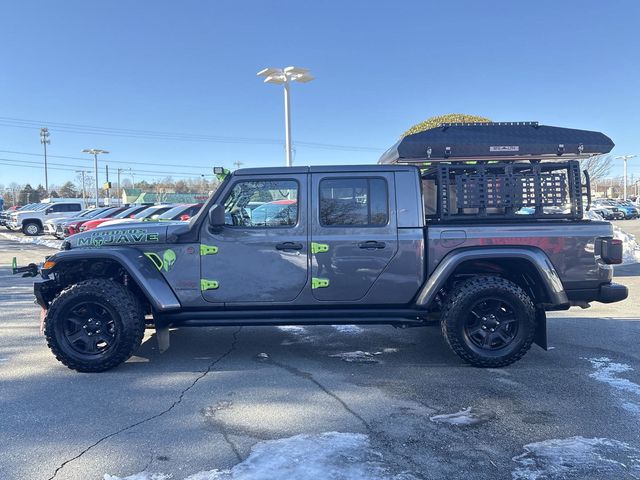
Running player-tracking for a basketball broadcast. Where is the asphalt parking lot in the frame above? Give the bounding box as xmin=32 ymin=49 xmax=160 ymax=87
xmin=1 ymin=224 xmax=640 ymax=480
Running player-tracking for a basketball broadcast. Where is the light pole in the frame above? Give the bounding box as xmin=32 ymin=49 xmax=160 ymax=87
xmin=82 ymin=149 xmax=109 ymax=207
xmin=40 ymin=128 xmax=50 ymax=193
xmin=257 ymin=66 xmax=314 ymax=167
xmin=615 ymin=155 xmax=637 ymax=200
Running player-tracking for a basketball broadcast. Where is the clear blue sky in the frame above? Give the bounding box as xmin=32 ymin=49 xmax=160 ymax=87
xmin=1 ymin=0 xmax=638 ymax=188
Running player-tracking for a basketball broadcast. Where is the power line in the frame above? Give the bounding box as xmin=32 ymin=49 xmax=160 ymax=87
xmin=0 ymin=158 xmax=214 ymax=179
xmin=0 ymin=116 xmax=384 ymax=152
xmin=0 ymin=149 xmax=215 ymax=171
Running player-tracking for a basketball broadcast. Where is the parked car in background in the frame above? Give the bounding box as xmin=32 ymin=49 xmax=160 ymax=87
xmin=154 ymin=203 xmax=203 ymax=222
xmin=79 ymin=204 xmax=155 ymax=232
xmin=616 ymin=200 xmax=640 ymax=219
xmin=592 ymin=199 xmax=626 ymax=220
xmin=63 ymin=206 xmax=130 ymax=237
xmin=44 ymin=208 xmax=106 ymax=238
xmin=7 ymin=200 xmax=85 ymax=235
xmin=1 ymin=203 xmax=42 ymax=229
xmin=96 ymin=204 xmax=175 ymax=228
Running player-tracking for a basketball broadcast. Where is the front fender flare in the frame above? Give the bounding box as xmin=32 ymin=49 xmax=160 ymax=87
xmin=45 ymin=247 xmax=181 ymax=312
xmin=415 ymin=247 xmax=568 ymax=308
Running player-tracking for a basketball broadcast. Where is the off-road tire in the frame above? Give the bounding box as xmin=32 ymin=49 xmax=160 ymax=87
xmin=22 ymin=221 xmax=41 ymax=236
xmin=45 ymin=279 xmax=145 ymax=372
xmin=441 ymin=276 xmax=536 ymax=368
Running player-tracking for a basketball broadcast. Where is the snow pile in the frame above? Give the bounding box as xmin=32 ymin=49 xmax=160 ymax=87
xmin=105 ymin=432 xmax=417 ymax=480
xmin=329 ymin=348 xmax=398 ymax=363
xmin=585 ymin=210 xmax=640 ymax=264
xmin=612 ymin=225 xmax=640 ymax=264
xmin=0 ymin=231 xmax=62 ymax=249
xmin=585 ymin=357 xmax=640 ymax=396
xmin=429 ymin=407 xmax=495 ymax=426
xmin=511 ymin=436 xmax=640 ymax=480
xmin=332 ymin=325 xmax=364 ymax=334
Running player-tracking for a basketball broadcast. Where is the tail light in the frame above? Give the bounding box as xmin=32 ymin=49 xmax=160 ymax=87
xmin=597 ymin=237 xmax=623 ymax=265
xmin=180 ymin=214 xmax=190 ymax=221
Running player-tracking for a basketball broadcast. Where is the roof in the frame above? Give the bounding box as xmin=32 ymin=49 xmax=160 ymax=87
xmin=378 ymin=122 xmax=615 ymax=164
xmin=234 ymin=164 xmax=418 ymax=175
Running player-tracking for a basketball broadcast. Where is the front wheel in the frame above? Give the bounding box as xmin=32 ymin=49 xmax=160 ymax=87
xmin=441 ymin=276 xmax=536 ymax=368
xmin=45 ymin=279 xmax=145 ymax=372
xmin=22 ymin=221 xmax=41 ymax=236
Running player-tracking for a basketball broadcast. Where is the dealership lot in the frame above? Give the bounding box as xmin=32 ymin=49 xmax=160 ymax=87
xmin=1 ymin=227 xmax=640 ymax=480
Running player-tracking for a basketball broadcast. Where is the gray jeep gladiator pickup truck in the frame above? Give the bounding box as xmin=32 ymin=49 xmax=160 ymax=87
xmin=18 ymin=122 xmax=628 ymax=372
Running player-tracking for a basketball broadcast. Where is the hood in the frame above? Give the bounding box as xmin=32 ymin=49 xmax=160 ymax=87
xmin=68 ymin=223 xmax=171 ymax=248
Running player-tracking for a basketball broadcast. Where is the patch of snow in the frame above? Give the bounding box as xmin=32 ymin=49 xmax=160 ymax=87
xmin=0 ymin=231 xmax=62 ymax=249
xmin=622 ymin=401 xmax=640 ymax=415
xmin=332 ymin=325 xmax=364 ymax=334
xmin=105 ymin=432 xmax=416 ymax=480
xmin=612 ymin=224 xmax=640 ymax=264
xmin=585 ymin=357 xmax=640 ymax=396
xmin=105 ymin=474 xmax=170 ymax=480
xmin=277 ymin=326 xmax=306 ymax=334
xmin=429 ymin=407 xmax=495 ymax=426
xmin=511 ymin=436 xmax=640 ymax=480
xmin=329 ymin=349 xmax=399 ymax=363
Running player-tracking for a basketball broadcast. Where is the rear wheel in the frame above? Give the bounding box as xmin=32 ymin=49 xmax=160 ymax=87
xmin=22 ymin=221 xmax=41 ymax=236
xmin=441 ymin=276 xmax=536 ymax=367
xmin=45 ymin=279 xmax=145 ymax=372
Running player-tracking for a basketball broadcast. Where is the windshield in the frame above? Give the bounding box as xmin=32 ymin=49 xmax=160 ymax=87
xmin=113 ymin=205 xmax=148 ymax=219
xmin=157 ymin=205 xmax=188 ymax=220
xmin=133 ymin=206 xmax=172 ymax=219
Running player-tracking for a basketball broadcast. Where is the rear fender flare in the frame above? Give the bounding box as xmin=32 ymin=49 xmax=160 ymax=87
xmin=45 ymin=247 xmax=181 ymax=312
xmin=415 ymin=247 xmax=568 ymax=308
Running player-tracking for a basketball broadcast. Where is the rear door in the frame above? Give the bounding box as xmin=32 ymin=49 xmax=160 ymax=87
xmin=310 ymin=172 xmax=398 ymax=301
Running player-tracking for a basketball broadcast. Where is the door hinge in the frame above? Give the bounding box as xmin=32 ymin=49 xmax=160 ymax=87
xmin=200 ymin=244 xmax=219 ymax=255
xmin=312 ymin=277 xmax=330 ymax=289
xmin=311 ymin=242 xmax=329 ymax=254
xmin=200 ymin=279 xmax=219 ymax=291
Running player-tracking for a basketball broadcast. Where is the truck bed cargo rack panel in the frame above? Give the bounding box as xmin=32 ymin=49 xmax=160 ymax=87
xmin=422 ymin=160 xmax=585 ymax=221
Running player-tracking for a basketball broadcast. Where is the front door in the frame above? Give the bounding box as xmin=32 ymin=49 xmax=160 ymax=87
xmin=310 ymin=172 xmax=398 ymax=301
xmin=200 ymin=175 xmax=308 ymax=304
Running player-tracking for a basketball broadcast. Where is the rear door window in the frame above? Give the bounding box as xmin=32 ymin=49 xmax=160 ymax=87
xmin=319 ymin=178 xmax=388 ymax=226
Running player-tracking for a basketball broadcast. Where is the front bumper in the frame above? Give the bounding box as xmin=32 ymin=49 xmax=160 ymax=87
xmin=567 ymin=282 xmax=629 ymax=304
xmin=8 ymin=221 xmax=20 ymax=229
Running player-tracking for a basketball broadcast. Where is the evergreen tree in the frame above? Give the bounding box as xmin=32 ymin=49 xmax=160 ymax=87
xmin=59 ymin=181 xmax=78 ymax=198
xmin=19 ymin=184 xmax=38 ymax=205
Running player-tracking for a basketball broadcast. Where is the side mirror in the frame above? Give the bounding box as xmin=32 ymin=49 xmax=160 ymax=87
xmin=45 ymin=208 xmax=52 ymax=215
xmin=208 ymin=204 xmax=225 ymax=227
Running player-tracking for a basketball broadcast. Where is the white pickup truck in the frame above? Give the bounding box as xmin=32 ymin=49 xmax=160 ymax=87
xmin=8 ymin=200 xmax=85 ymax=236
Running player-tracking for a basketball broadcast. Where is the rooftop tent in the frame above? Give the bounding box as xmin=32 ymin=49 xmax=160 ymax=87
xmin=378 ymin=122 xmax=615 ymax=164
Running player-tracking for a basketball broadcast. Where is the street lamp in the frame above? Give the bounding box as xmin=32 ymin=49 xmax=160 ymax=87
xmin=257 ymin=66 xmax=314 ymax=167
xmin=40 ymin=128 xmax=50 ymax=194
xmin=82 ymin=149 xmax=109 ymax=207
xmin=615 ymin=155 xmax=637 ymax=200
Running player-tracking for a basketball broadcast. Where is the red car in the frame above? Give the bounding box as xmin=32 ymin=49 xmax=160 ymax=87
xmin=79 ymin=205 xmax=153 ymax=232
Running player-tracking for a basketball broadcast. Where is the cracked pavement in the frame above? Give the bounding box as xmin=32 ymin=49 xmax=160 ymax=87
xmin=1 ymin=226 xmax=640 ymax=480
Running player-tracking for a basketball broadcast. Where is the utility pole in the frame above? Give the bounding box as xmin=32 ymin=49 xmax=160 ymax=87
xmin=117 ymin=168 xmax=122 ymax=205
xmin=82 ymin=149 xmax=109 ymax=207
xmin=40 ymin=128 xmax=50 ymax=193
xmin=233 ymin=160 xmax=244 ymax=170
xmin=105 ymin=165 xmax=110 ymax=205
xmin=75 ymin=170 xmax=88 ymax=204
xmin=129 ymin=168 xmax=136 ymax=189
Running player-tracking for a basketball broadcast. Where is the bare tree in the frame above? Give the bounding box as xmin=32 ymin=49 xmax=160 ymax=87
xmin=580 ymin=154 xmax=613 ymax=183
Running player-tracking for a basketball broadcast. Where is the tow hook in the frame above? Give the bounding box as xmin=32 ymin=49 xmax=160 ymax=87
xmin=12 ymin=257 xmax=40 ymax=278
